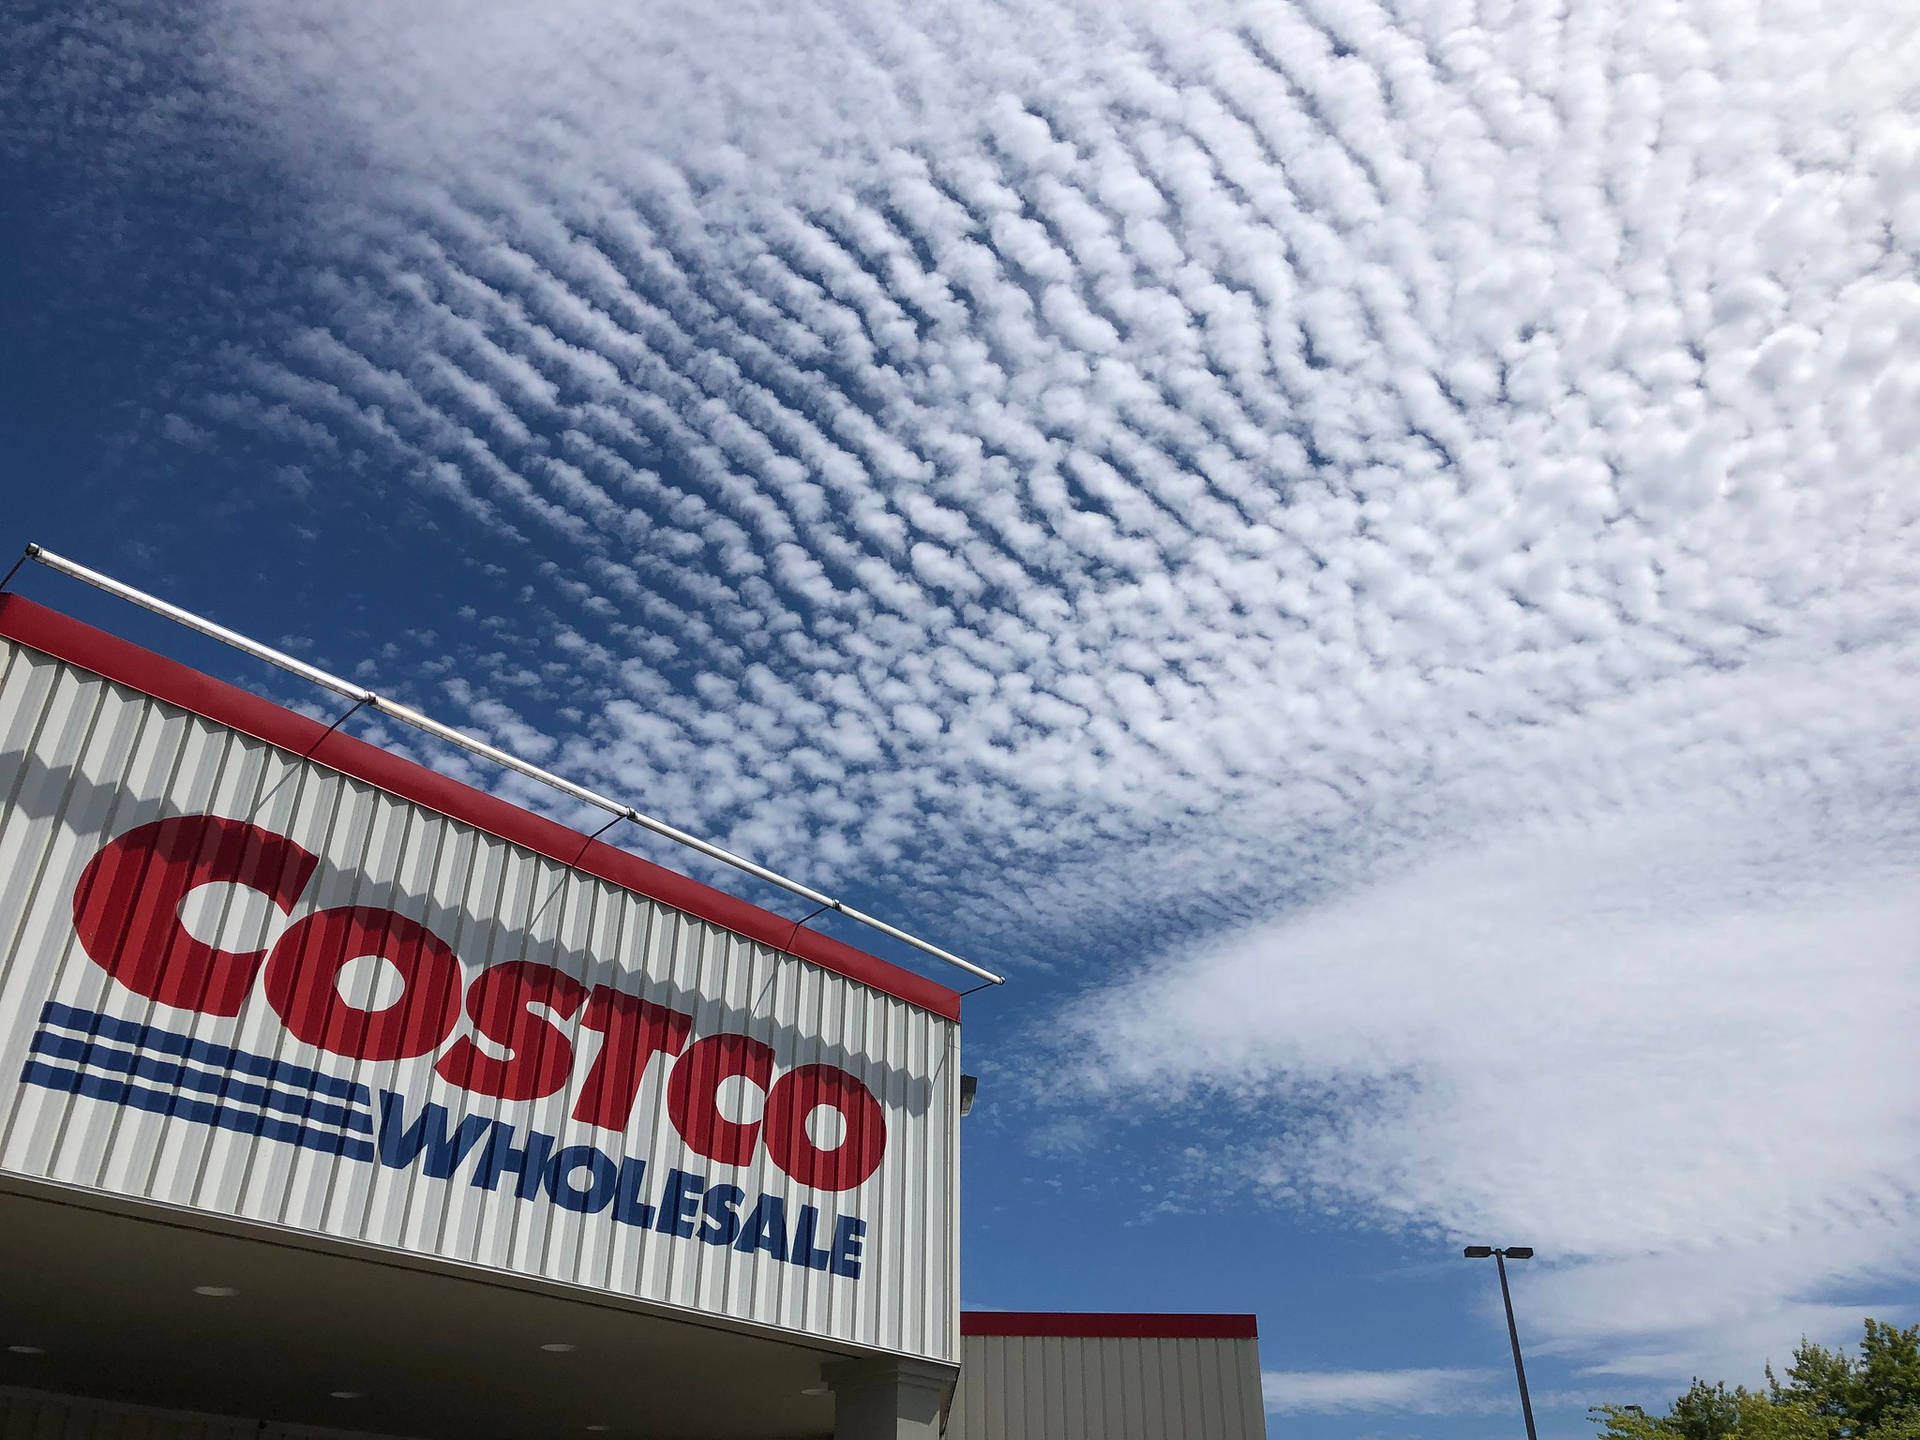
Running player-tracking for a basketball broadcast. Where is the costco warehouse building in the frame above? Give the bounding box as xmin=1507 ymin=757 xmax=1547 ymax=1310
xmin=0 ymin=565 xmax=1267 ymax=1440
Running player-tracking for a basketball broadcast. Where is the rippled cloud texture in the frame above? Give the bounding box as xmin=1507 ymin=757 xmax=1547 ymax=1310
xmin=33 ymin=0 xmax=1920 ymax=1400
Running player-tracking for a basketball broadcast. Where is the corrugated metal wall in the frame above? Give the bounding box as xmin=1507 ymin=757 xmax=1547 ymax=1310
xmin=946 ymin=1333 xmax=1269 ymax=1440
xmin=0 ymin=636 xmax=958 ymax=1361
xmin=0 ymin=1385 xmax=419 ymax=1440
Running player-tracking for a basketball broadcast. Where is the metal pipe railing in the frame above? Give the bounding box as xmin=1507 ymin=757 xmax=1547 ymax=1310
xmin=18 ymin=543 xmax=1004 ymax=988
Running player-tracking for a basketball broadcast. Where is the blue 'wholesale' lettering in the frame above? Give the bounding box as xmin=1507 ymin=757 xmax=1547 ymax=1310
xmin=790 ymin=1205 xmax=835 ymax=1272
xmin=699 ymin=1184 xmax=745 ymax=1246
xmin=612 ymin=1156 xmax=656 ymax=1227
xmin=549 ymin=1144 xmax=619 ymax=1213
xmin=471 ymin=1120 xmax=557 ymax=1199
xmin=734 ymin=1194 xmax=789 ymax=1262
xmin=830 ymin=1215 xmax=866 ymax=1280
xmin=376 ymin=1095 xmax=491 ymax=1178
xmin=655 ymin=1168 xmax=704 ymax=1238
xmin=372 ymin=1092 xmax=869 ymax=1279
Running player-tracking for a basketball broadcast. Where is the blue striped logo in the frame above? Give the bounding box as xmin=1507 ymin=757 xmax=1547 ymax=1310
xmin=16 ymin=1003 xmax=874 ymax=1278
xmin=20 ymin=1002 xmax=376 ymax=1162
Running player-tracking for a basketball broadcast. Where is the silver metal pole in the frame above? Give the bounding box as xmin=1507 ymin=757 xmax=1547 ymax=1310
xmin=1494 ymin=1251 xmax=1540 ymax=1440
xmin=21 ymin=544 xmax=1005 ymax=987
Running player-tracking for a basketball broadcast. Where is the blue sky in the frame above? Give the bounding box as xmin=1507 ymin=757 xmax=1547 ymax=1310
xmin=6 ymin=0 xmax=1920 ymax=1435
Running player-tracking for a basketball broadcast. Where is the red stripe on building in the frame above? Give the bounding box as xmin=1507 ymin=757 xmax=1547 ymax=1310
xmin=961 ymin=1312 xmax=1259 ymax=1339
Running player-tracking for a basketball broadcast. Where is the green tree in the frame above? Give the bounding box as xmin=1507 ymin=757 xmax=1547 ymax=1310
xmin=1594 ymin=1321 xmax=1920 ymax=1440
xmin=1593 ymin=1402 xmax=1680 ymax=1440
xmin=1854 ymin=1320 xmax=1920 ymax=1435
xmin=1730 ymin=1391 xmax=1833 ymax=1440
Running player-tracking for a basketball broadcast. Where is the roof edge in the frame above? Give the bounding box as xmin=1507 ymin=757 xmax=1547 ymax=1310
xmin=0 ymin=593 xmax=964 ymax=1023
xmin=960 ymin=1312 xmax=1259 ymax=1339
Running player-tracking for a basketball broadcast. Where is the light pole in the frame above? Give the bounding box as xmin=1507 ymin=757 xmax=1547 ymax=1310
xmin=1464 ymin=1246 xmax=1538 ymax=1440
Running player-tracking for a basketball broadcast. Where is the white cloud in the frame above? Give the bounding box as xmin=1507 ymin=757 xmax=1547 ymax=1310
xmin=1054 ymin=779 xmax=1920 ymax=1384
xmin=1263 ymin=1367 xmax=1491 ymax=1415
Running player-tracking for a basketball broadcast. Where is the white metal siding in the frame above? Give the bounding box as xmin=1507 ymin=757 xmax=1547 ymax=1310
xmin=947 ymin=1334 xmax=1268 ymax=1440
xmin=0 ymin=637 xmax=957 ymax=1361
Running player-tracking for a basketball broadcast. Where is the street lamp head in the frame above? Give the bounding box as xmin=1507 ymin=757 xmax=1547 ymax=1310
xmin=1504 ymin=1247 xmax=1534 ymax=1260
xmin=1463 ymin=1246 xmax=1493 ymax=1258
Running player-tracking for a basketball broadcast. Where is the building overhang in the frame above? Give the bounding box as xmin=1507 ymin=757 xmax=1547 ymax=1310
xmin=0 ymin=1179 xmax=956 ymax=1439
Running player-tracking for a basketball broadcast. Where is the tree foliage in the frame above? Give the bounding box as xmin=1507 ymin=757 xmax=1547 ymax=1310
xmin=1593 ymin=1321 xmax=1920 ymax=1440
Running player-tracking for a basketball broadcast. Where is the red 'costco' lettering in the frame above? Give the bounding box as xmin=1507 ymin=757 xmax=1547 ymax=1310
xmin=69 ymin=815 xmax=889 ymax=1192
xmin=435 ymin=961 xmax=589 ymax=1102
xmin=72 ymin=815 xmax=319 ymax=1016
xmin=264 ymin=905 xmax=465 ymax=1063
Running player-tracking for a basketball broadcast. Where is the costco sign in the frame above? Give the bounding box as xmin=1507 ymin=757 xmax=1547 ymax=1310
xmin=74 ymin=815 xmax=888 ymax=1194
xmin=0 ymin=597 xmax=961 ymax=1361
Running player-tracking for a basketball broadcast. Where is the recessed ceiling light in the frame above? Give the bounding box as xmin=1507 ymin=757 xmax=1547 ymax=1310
xmin=586 ymin=1427 xmax=610 ymax=1433
xmin=539 ymin=1342 xmax=576 ymax=1353
xmin=7 ymin=1345 xmax=46 ymax=1356
xmin=192 ymin=1285 xmax=239 ymax=1298
xmin=329 ymin=1391 xmax=364 ymax=1400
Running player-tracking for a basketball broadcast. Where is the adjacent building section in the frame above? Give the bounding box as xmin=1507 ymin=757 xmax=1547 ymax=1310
xmin=948 ymin=1312 xmax=1267 ymax=1440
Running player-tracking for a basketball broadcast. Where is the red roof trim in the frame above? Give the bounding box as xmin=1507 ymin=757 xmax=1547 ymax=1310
xmin=0 ymin=594 xmax=963 ymax=1022
xmin=961 ymin=1312 xmax=1259 ymax=1339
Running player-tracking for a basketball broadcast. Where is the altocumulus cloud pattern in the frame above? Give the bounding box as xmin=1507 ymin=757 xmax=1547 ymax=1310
xmin=13 ymin=0 xmax=1920 ymax=1396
